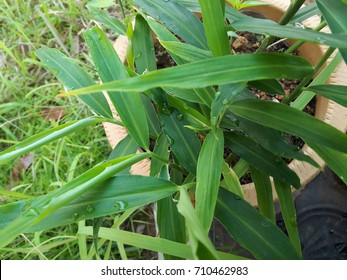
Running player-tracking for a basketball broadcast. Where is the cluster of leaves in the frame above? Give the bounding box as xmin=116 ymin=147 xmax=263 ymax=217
xmin=1 ymin=0 xmax=347 ymax=259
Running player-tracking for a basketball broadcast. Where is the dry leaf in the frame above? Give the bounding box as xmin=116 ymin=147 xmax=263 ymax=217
xmin=12 ymin=153 xmax=34 ymax=181
xmin=40 ymin=107 xmax=65 ymax=121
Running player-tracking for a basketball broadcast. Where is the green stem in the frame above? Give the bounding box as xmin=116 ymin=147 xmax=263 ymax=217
xmin=285 ymin=21 xmax=327 ymax=54
xmin=118 ymin=0 xmax=126 ymax=19
xmin=283 ymin=47 xmax=336 ymax=104
xmin=257 ymin=0 xmax=306 ymax=53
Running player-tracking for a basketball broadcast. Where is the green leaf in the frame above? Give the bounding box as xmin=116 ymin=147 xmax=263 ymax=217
xmin=237 ymin=117 xmax=319 ymax=167
xmin=87 ymin=5 xmax=126 ymax=35
xmin=249 ymin=166 xmax=275 ymax=223
xmin=248 ymin=80 xmax=285 ymax=95
xmin=87 ymin=0 xmax=114 ymax=8
xmin=34 ymin=47 xmax=112 ymax=118
xmin=198 ymin=0 xmax=230 ymax=56
xmin=160 ymin=107 xmax=201 ymax=174
xmin=195 ymin=128 xmax=224 ymax=233
xmin=177 ymin=188 xmax=220 ymax=260
xmin=78 ymin=226 xmax=244 ymax=260
xmin=0 ymin=175 xmax=177 ymax=233
xmin=211 ymin=83 xmax=246 ymax=125
xmin=230 ymin=99 xmax=347 ymax=153
xmin=150 ymin=133 xmax=169 ymax=177
xmin=215 ymin=188 xmax=301 ymax=259
xmin=274 ymin=180 xmax=302 ymax=255
xmin=84 ymin=26 xmax=149 ymax=150
xmin=239 ymin=1 xmax=268 ymax=9
xmin=292 ymin=53 xmax=342 ymax=110
xmin=133 ymin=0 xmax=208 ymax=49
xmin=160 ymin=40 xmax=213 ymax=62
xmin=0 ymin=117 xmax=107 ymax=166
xmin=0 ymin=153 xmax=152 ymax=248
xmin=61 ymin=53 xmax=314 ymax=96
xmin=157 ymin=195 xmax=186 ymax=260
xmin=108 ymin=135 xmax=138 ymax=174
xmin=307 ymin=143 xmax=347 ymax=185
xmin=291 ymin=2 xmax=319 ymax=23
xmin=231 ymin=18 xmax=347 ymax=49
xmin=221 ymin=162 xmax=244 ymax=199
xmin=307 ymin=85 xmax=347 ymax=107
xmin=225 ymin=132 xmax=301 ymax=189
xmin=316 ymin=0 xmax=347 ymax=64
xmin=133 ymin=15 xmax=157 ymax=73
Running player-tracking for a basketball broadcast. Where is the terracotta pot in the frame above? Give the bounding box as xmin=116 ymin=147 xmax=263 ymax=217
xmin=104 ymin=0 xmax=347 ymax=206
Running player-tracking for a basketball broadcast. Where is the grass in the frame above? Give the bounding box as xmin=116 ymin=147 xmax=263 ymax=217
xmin=0 ymin=0 xmax=115 ymax=259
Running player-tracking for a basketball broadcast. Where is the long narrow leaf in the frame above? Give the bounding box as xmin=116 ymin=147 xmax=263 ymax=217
xmin=35 ymin=47 xmax=112 ymax=118
xmin=78 ymin=226 xmax=243 ymax=260
xmin=316 ymin=0 xmax=347 ymax=64
xmin=177 ymin=188 xmax=219 ymax=260
xmin=0 ymin=153 xmax=151 ymax=248
xmin=160 ymin=108 xmax=201 ymax=174
xmin=0 ymin=117 xmax=107 ymax=166
xmin=84 ymin=26 xmax=149 ymax=150
xmin=307 ymin=85 xmax=347 ymax=107
xmin=308 ymin=143 xmax=347 ymax=185
xmin=198 ymin=0 xmax=230 ymax=56
xmin=215 ymin=188 xmax=301 ymax=259
xmin=274 ymin=180 xmax=302 ymax=255
xmin=225 ymin=132 xmax=301 ymax=189
xmin=249 ymin=166 xmax=275 ymax=223
xmin=195 ymin=128 xmax=224 ymax=233
xmin=133 ymin=0 xmax=208 ymax=49
xmin=60 ymin=53 xmax=314 ymax=97
xmin=230 ymin=99 xmax=347 ymax=153
xmin=231 ymin=18 xmax=347 ymax=49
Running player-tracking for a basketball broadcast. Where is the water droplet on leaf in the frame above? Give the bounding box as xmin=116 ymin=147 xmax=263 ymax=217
xmin=114 ymin=201 xmax=128 ymax=211
xmin=72 ymin=213 xmax=79 ymax=220
xmin=176 ymin=113 xmax=184 ymax=121
xmin=86 ymin=204 xmax=95 ymax=214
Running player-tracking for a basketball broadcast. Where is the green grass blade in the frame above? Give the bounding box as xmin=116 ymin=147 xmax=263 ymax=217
xmin=84 ymin=26 xmax=149 ymax=150
xmin=307 ymin=143 xmax=347 ymax=185
xmin=61 ymin=53 xmax=314 ymax=96
xmin=225 ymin=132 xmax=301 ymax=189
xmin=306 ymin=85 xmax=347 ymax=107
xmin=160 ymin=108 xmax=201 ymax=175
xmin=195 ymin=128 xmax=224 ymax=233
xmin=316 ymin=0 xmax=347 ymax=64
xmin=157 ymin=195 xmax=186 ymax=260
xmin=34 ymin=47 xmax=112 ymax=118
xmin=249 ymin=166 xmax=275 ymax=223
xmin=133 ymin=15 xmax=157 ymax=73
xmin=78 ymin=226 xmax=244 ymax=260
xmin=274 ymin=180 xmax=302 ymax=255
xmin=133 ymin=0 xmax=208 ymax=49
xmin=231 ymin=18 xmax=347 ymax=49
xmin=198 ymin=0 xmax=230 ymax=56
xmin=177 ymin=188 xmax=219 ymax=260
xmin=0 ymin=116 xmax=107 ymax=166
xmin=0 ymin=153 xmax=151 ymax=248
xmin=215 ymin=188 xmax=301 ymax=259
xmin=87 ymin=5 xmax=126 ymax=35
xmin=230 ymin=99 xmax=347 ymax=153
xmin=0 ymin=174 xmax=177 ymax=233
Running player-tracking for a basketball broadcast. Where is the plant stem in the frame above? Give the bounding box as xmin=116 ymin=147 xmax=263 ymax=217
xmin=256 ymin=0 xmax=306 ymax=53
xmin=285 ymin=21 xmax=327 ymax=54
xmin=118 ymin=0 xmax=126 ymax=19
xmin=283 ymin=47 xmax=336 ymax=105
